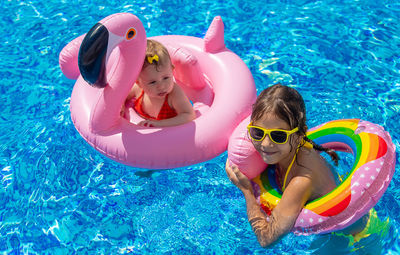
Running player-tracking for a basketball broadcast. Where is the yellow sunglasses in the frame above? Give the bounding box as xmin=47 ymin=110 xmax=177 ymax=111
xmin=247 ymin=124 xmax=299 ymax=144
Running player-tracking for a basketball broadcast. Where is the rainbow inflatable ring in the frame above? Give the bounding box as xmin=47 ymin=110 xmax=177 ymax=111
xmin=228 ymin=118 xmax=396 ymax=234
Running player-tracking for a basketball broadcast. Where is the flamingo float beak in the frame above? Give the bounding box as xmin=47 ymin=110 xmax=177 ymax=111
xmin=78 ymin=23 xmax=109 ymax=88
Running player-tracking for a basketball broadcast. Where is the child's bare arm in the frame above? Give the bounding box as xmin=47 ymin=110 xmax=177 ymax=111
xmin=121 ymin=84 xmax=141 ymax=116
xmin=226 ymin=160 xmax=312 ymax=248
xmin=140 ymin=84 xmax=195 ymax=127
xmin=170 ymin=84 xmax=196 ymax=121
xmin=126 ymin=83 xmax=141 ymax=101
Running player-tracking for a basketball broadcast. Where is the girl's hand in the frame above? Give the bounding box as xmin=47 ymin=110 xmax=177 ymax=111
xmin=225 ymin=159 xmax=253 ymax=195
xmin=138 ymin=120 xmax=158 ymax=127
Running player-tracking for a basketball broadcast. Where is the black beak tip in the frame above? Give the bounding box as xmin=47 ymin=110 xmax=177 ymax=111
xmin=78 ymin=23 xmax=109 ymax=88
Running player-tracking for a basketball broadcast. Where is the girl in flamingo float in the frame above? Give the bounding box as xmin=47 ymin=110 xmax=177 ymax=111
xmin=59 ymin=13 xmax=256 ymax=169
xmin=122 ymin=39 xmax=195 ymax=127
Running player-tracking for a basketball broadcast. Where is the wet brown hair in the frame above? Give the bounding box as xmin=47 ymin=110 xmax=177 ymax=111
xmin=251 ymin=84 xmax=339 ymax=165
xmin=141 ymin=39 xmax=172 ymax=71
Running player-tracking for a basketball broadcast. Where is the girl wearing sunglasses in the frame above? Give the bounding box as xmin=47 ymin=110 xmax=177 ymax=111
xmin=225 ymin=84 xmax=369 ymax=247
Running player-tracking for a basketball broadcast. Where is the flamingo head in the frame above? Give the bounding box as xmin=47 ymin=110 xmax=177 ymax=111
xmin=78 ymin=13 xmax=147 ymax=88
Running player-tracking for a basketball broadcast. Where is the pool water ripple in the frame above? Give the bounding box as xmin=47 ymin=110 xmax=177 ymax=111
xmin=1 ymin=0 xmax=399 ymax=254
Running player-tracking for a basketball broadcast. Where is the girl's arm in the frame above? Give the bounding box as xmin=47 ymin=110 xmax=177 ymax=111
xmin=121 ymin=84 xmax=141 ymax=116
xmin=225 ymin=160 xmax=312 ymax=247
xmin=126 ymin=83 xmax=141 ymax=101
xmin=141 ymin=84 xmax=195 ymax=127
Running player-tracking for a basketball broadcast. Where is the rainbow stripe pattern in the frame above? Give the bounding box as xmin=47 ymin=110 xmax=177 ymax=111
xmin=252 ymin=119 xmax=396 ymax=235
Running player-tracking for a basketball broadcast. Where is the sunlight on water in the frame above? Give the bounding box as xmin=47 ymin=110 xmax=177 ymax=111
xmin=0 ymin=0 xmax=399 ymax=254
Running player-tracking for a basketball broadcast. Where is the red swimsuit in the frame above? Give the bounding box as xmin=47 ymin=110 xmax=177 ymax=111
xmin=133 ymin=91 xmax=177 ymax=120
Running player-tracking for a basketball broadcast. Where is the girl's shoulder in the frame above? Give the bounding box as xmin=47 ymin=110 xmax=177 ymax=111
xmin=168 ymin=83 xmax=187 ymax=102
xmin=169 ymin=82 xmax=183 ymax=95
xmin=295 ymin=147 xmax=337 ymax=198
xmin=127 ymin=83 xmax=142 ymax=100
xmin=299 ymin=146 xmax=325 ymax=163
xmin=131 ymin=84 xmax=142 ymax=97
xmin=296 ymin=148 xmax=328 ymax=176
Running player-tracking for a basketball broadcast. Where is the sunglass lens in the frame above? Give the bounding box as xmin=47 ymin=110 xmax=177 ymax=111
xmin=249 ymin=127 xmax=265 ymax=140
xmin=270 ymin=131 xmax=288 ymax=143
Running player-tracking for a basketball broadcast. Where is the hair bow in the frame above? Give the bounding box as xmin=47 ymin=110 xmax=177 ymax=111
xmin=147 ymin=54 xmax=159 ymax=64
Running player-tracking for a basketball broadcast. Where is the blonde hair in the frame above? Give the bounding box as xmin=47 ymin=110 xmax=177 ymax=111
xmin=142 ymin=39 xmax=172 ymax=71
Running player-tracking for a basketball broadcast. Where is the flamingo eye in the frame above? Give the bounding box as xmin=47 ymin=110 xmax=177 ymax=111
xmin=126 ymin=28 xmax=137 ymax=40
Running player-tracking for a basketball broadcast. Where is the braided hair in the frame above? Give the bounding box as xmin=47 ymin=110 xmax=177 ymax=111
xmin=251 ymin=84 xmax=339 ymax=165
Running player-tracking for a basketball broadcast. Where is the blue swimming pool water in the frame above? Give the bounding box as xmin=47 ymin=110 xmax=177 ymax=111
xmin=1 ymin=0 xmax=399 ymax=254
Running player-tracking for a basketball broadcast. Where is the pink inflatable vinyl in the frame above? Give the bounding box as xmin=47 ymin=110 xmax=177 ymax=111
xmin=59 ymin=13 xmax=256 ymax=169
xmin=227 ymin=116 xmax=267 ymax=179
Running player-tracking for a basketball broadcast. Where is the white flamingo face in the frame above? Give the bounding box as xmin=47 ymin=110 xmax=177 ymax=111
xmin=78 ymin=13 xmax=146 ymax=88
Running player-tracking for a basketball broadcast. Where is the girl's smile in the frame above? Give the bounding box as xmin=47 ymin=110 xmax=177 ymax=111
xmin=260 ymin=150 xmax=279 ymax=156
xmin=252 ymin=113 xmax=300 ymax=165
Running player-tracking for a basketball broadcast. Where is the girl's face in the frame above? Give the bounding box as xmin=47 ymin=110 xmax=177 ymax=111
xmin=251 ymin=113 xmax=301 ymax=165
xmin=137 ymin=60 xmax=174 ymax=99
